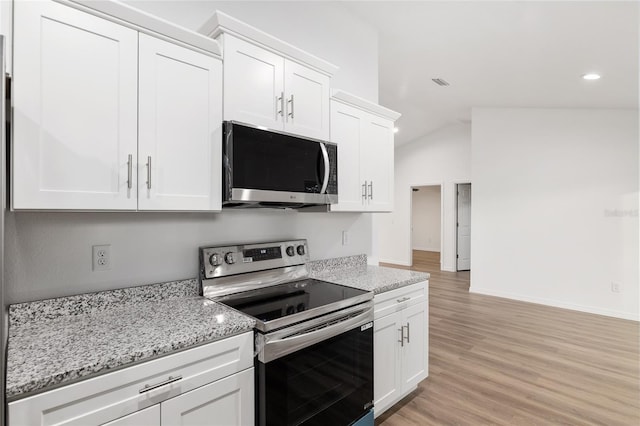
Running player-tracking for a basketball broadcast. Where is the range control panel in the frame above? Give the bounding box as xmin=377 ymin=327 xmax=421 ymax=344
xmin=200 ymin=239 xmax=309 ymax=280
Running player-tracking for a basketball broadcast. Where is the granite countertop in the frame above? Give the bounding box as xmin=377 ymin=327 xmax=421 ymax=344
xmin=6 ymin=279 xmax=255 ymax=400
xmin=308 ymin=255 xmax=430 ymax=294
xmin=8 ymin=255 xmax=426 ymax=401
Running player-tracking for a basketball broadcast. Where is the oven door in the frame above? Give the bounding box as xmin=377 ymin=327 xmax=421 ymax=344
xmin=256 ymin=306 xmax=373 ymax=426
xmin=223 ymin=121 xmax=338 ymax=205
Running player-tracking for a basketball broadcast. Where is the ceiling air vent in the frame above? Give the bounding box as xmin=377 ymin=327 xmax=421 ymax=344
xmin=432 ymin=78 xmax=450 ymax=86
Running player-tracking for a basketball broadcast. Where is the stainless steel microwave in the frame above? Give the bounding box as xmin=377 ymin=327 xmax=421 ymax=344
xmin=222 ymin=121 xmax=338 ymax=208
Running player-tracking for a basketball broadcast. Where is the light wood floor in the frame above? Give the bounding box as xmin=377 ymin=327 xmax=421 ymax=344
xmin=377 ymin=250 xmax=639 ymax=426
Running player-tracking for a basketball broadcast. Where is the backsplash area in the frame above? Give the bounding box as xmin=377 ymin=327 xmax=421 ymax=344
xmin=5 ymin=210 xmax=372 ymax=304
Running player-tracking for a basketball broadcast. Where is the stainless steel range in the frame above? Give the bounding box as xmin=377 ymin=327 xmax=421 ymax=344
xmin=199 ymin=240 xmax=374 ymax=426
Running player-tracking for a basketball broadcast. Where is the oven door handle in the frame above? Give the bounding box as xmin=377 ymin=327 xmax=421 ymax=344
xmin=257 ymin=304 xmax=374 ymax=363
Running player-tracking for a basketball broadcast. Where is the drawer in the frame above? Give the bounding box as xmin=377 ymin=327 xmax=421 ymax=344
xmin=8 ymin=332 xmax=253 ymax=426
xmin=373 ymin=281 xmax=427 ymax=320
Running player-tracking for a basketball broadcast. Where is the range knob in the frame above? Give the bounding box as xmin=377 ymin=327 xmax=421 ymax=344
xmin=296 ymin=245 xmax=306 ymax=256
xmin=286 ymin=246 xmax=295 ymax=257
xmin=296 ymin=303 xmax=306 ymax=312
xmin=209 ymin=253 xmax=222 ymax=267
xmin=224 ymin=252 xmax=235 ymax=264
xmin=285 ymin=306 xmax=295 ymax=315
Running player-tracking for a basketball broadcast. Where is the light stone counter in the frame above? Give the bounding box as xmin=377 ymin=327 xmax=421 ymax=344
xmin=6 ymin=279 xmax=255 ymax=400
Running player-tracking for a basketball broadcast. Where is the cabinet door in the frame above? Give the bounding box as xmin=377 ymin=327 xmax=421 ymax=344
xmin=12 ymin=0 xmax=138 ymax=210
xmin=283 ymin=60 xmax=330 ymax=140
xmin=138 ymin=34 xmax=222 ymax=211
xmin=330 ymin=101 xmax=364 ymax=211
xmin=373 ymin=313 xmax=402 ymax=418
xmin=161 ymin=368 xmax=254 ymax=426
xmin=362 ymin=114 xmax=394 ymax=212
xmin=222 ymin=35 xmax=284 ymax=130
xmin=401 ymin=302 xmax=428 ymax=393
xmin=102 ymin=405 xmax=160 ymax=426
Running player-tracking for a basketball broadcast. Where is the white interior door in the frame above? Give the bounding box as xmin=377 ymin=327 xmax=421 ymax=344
xmin=138 ymin=34 xmax=222 ymax=211
xmin=12 ymin=0 xmax=138 ymax=210
xmin=283 ymin=60 xmax=330 ymax=140
xmin=222 ymin=35 xmax=284 ymax=130
xmin=457 ymin=183 xmax=471 ymax=270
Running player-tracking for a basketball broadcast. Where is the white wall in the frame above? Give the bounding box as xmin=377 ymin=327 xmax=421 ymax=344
xmin=124 ymin=0 xmax=378 ymax=102
xmin=411 ymin=186 xmax=441 ymax=252
xmin=377 ymin=123 xmax=471 ymax=269
xmin=471 ymin=108 xmax=639 ymax=321
xmin=5 ymin=1 xmax=380 ymax=304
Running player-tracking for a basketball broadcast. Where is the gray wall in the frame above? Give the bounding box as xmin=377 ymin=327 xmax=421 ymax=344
xmin=6 ymin=1 xmax=380 ymax=304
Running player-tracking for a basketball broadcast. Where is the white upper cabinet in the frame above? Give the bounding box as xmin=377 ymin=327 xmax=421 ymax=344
xmin=200 ymin=12 xmax=336 ymax=140
xmin=12 ymin=0 xmax=223 ymax=211
xmin=138 ymin=34 xmax=222 ymax=211
xmin=362 ymin=114 xmax=395 ymax=211
xmin=222 ymin=35 xmax=284 ymax=129
xmin=13 ymin=0 xmax=138 ymax=210
xmin=330 ymin=91 xmax=400 ymax=213
xmin=330 ymin=102 xmax=364 ymax=210
xmin=283 ymin=60 xmax=330 ymax=140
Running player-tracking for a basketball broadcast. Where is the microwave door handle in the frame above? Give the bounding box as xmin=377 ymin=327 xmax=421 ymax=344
xmin=320 ymin=143 xmax=330 ymax=194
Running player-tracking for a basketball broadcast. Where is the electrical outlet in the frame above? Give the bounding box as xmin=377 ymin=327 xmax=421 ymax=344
xmin=611 ymin=282 xmax=621 ymax=293
xmin=342 ymin=231 xmax=349 ymax=246
xmin=92 ymin=245 xmax=111 ymax=271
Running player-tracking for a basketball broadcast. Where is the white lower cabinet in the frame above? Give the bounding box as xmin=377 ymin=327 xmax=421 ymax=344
xmin=103 ymin=405 xmax=160 ymax=426
xmin=161 ymin=368 xmax=254 ymax=426
xmin=8 ymin=332 xmax=254 ymax=426
xmin=373 ymin=281 xmax=428 ymax=418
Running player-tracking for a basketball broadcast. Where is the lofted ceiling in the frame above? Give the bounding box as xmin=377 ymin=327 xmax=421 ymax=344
xmin=344 ymin=1 xmax=639 ymax=145
xmin=126 ymin=1 xmax=639 ymax=147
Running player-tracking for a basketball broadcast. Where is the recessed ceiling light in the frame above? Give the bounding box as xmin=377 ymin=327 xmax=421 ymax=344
xmin=582 ymin=73 xmax=601 ymax=80
xmin=393 ymin=127 xmax=399 ymax=133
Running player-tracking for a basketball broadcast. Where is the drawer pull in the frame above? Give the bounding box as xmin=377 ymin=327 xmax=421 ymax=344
xmin=397 ymin=297 xmax=411 ymax=303
xmin=139 ymin=375 xmax=182 ymax=393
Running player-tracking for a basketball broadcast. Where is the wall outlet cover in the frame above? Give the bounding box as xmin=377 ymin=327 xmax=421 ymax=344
xmin=92 ymin=244 xmax=111 ymax=271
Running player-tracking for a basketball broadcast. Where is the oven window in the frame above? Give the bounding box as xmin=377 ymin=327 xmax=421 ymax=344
xmin=257 ymin=325 xmax=373 ymax=426
xmin=229 ymin=123 xmax=324 ymax=193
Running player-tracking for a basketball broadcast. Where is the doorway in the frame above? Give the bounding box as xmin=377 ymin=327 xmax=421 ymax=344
xmin=456 ymin=183 xmax=471 ymax=271
xmin=411 ymin=185 xmax=442 ymax=269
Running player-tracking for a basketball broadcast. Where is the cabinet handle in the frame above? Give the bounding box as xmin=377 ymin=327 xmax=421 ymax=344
xmin=368 ymin=181 xmax=373 ymax=200
xmin=404 ymin=323 xmax=410 ymax=343
xmin=139 ymin=375 xmax=182 ymax=393
xmin=398 ymin=327 xmax=404 ymax=347
xmin=362 ymin=181 xmax=368 ymax=202
xmin=287 ymin=94 xmax=294 ymax=119
xmin=397 ymin=297 xmax=410 ymax=303
xmin=277 ymin=92 xmax=284 ymax=118
xmin=127 ymin=154 xmax=133 ymax=190
xmin=146 ymin=156 xmax=152 ymax=190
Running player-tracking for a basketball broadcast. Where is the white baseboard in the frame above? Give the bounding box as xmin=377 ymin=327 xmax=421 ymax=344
xmin=469 ymin=286 xmax=639 ymax=322
xmin=441 ymin=265 xmax=456 ymax=272
xmin=378 ymin=258 xmax=412 ymax=267
xmin=412 ymin=246 xmax=440 ymax=253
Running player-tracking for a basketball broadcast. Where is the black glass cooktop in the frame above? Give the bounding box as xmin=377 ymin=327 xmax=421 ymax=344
xmin=217 ymin=279 xmax=370 ymax=331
